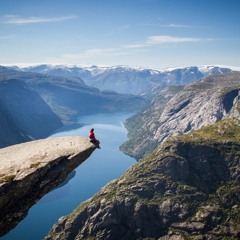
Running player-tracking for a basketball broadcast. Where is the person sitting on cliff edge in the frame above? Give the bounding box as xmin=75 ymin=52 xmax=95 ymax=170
xmin=89 ymin=128 xmax=101 ymax=149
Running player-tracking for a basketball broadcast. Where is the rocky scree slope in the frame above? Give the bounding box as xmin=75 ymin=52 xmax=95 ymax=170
xmin=45 ymin=118 xmax=240 ymax=240
xmin=0 ymin=136 xmax=96 ymax=237
xmin=121 ymin=72 xmax=240 ymax=160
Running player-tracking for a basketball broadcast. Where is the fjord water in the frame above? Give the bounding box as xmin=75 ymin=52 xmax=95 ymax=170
xmin=2 ymin=112 xmax=136 ymax=240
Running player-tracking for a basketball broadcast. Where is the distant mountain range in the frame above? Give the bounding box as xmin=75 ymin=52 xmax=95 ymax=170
xmin=9 ymin=64 xmax=240 ymax=98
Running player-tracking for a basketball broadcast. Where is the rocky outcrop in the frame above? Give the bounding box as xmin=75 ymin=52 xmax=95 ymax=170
xmin=121 ymin=72 xmax=240 ymax=159
xmin=0 ymin=136 xmax=96 ymax=237
xmin=45 ymin=118 xmax=240 ymax=240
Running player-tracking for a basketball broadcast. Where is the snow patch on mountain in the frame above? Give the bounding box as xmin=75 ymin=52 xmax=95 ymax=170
xmin=3 ymin=63 xmax=240 ymax=97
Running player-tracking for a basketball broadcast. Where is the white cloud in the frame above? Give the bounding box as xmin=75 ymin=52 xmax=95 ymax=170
xmin=121 ymin=43 xmax=148 ymax=49
xmin=48 ymin=34 xmax=208 ymax=63
xmin=165 ymin=23 xmax=194 ymax=28
xmin=59 ymin=47 xmax=129 ymax=61
xmin=164 ymin=23 xmax=209 ymax=29
xmin=147 ymin=35 xmax=202 ymax=44
xmin=1 ymin=15 xmax=77 ymax=25
xmin=143 ymin=23 xmax=195 ymax=28
xmin=123 ymin=35 xmax=205 ymax=49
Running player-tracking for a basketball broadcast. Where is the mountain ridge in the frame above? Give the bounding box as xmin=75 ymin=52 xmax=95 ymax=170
xmin=0 ymin=66 xmax=146 ymax=147
xmin=121 ymin=72 xmax=240 ymax=160
xmin=45 ymin=118 xmax=240 ymax=240
xmin=7 ymin=64 xmax=240 ymax=97
xmin=6 ymin=63 xmax=240 ymax=72
xmin=0 ymin=74 xmax=63 ymax=147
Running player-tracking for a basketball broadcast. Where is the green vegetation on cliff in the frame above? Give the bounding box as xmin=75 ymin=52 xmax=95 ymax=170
xmin=177 ymin=118 xmax=240 ymax=144
xmin=46 ymin=118 xmax=240 ymax=240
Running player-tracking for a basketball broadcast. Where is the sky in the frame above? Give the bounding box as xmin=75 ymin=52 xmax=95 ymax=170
xmin=0 ymin=0 xmax=240 ymax=70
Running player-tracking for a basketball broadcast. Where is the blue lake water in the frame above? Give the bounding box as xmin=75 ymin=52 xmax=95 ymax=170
xmin=2 ymin=112 xmax=136 ymax=240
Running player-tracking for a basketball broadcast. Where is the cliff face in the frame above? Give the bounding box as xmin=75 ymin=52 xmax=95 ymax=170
xmin=0 ymin=78 xmax=63 ymax=147
xmin=26 ymin=79 xmax=146 ymax=122
xmin=121 ymin=85 xmax=185 ymax=159
xmin=121 ymin=72 xmax=240 ymax=159
xmin=45 ymin=119 xmax=240 ymax=240
xmin=0 ymin=66 xmax=146 ymax=123
xmin=0 ymin=136 xmax=96 ymax=237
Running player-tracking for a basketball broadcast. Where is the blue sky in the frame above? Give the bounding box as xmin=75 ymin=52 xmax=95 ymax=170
xmin=0 ymin=0 xmax=240 ymax=69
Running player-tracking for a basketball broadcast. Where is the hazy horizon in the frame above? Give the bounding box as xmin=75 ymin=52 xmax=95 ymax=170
xmin=1 ymin=0 xmax=240 ymax=69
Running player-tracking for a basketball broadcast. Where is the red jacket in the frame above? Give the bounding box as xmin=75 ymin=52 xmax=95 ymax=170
xmin=89 ymin=131 xmax=96 ymax=141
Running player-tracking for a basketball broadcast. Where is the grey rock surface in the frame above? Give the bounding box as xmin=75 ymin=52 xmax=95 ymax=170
xmin=0 ymin=136 xmax=96 ymax=237
xmin=45 ymin=119 xmax=240 ymax=240
xmin=121 ymin=72 xmax=240 ymax=159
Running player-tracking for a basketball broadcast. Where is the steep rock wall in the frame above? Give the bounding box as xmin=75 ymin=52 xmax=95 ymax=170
xmin=45 ymin=119 xmax=240 ymax=240
xmin=121 ymin=73 xmax=240 ymax=159
xmin=0 ymin=78 xmax=63 ymax=147
xmin=0 ymin=136 xmax=96 ymax=237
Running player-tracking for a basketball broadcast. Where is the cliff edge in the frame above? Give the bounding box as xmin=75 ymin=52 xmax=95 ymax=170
xmin=45 ymin=119 xmax=240 ymax=240
xmin=0 ymin=136 xmax=96 ymax=237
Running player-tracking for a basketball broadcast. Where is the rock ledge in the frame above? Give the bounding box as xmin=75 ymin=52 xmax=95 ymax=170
xmin=0 ymin=136 xmax=96 ymax=237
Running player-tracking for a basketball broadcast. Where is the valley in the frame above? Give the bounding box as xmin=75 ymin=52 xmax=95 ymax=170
xmin=0 ymin=64 xmax=239 ymax=239
xmin=0 ymin=66 xmax=146 ymax=147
